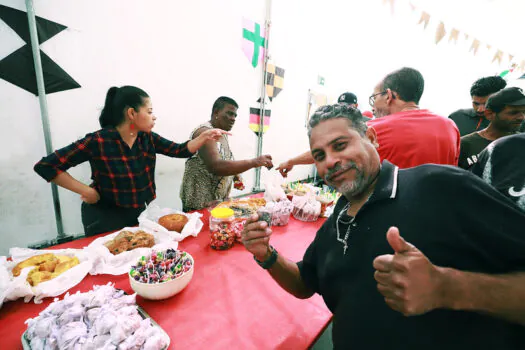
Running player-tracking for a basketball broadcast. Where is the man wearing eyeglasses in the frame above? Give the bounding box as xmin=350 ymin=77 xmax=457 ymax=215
xmin=367 ymin=67 xmax=460 ymax=168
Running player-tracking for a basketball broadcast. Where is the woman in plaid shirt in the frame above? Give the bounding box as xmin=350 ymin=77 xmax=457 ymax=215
xmin=35 ymin=86 xmax=227 ymax=236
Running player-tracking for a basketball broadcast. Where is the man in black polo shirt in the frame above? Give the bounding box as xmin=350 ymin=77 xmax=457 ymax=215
xmin=471 ymin=132 xmax=525 ymax=212
xmin=241 ymin=104 xmax=525 ymax=349
xmin=449 ymin=76 xmax=506 ymax=136
xmin=458 ymin=87 xmax=525 ymax=169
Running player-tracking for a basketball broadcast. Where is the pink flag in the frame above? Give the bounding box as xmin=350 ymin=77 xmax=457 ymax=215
xmin=242 ymin=18 xmax=265 ymax=68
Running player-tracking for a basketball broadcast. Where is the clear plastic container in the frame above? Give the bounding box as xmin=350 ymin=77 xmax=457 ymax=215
xmin=257 ymin=207 xmax=273 ymax=227
xmin=209 ymin=208 xmax=236 ymax=250
xmin=292 ymin=194 xmax=321 ymax=222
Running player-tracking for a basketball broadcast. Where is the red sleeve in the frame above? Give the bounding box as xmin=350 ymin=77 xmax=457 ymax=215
xmin=34 ymin=134 xmax=93 ymax=182
xmin=151 ymin=132 xmax=195 ymax=158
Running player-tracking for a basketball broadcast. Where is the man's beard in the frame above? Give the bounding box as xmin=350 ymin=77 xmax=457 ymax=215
xmin=325 ymin=161 xmax=370 ymax=198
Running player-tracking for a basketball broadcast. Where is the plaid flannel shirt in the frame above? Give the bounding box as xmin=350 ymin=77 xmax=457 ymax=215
xmin=34 ymin=128 xmax=194 ymax=208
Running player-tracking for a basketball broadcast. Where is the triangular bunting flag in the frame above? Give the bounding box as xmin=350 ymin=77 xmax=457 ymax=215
xmin=486 ymin=44 xmax=492 ymax=50
xmin=470 ymin=39 xmax=480 ymax=55
xmin=449 ymin=28 xmax=459 ymax=44
xmin=435 ymin=22 xmax=446 ymax=44
xmin=266 ymin=64 xmax=285 ymax=101
xmin=418 ymin=11 xmax=430 ymax=29
xmin=509 ymin=54 xmax=514 ymax=62
xmin=242 ymin=18 xmax=266 ymax=68
xmin=409 ymin=1 xmax=416 ymax=11
xmin=519 ymin=74 xmax=525 ymax=79
xmin=492 ymin=50 xmax=503 ymax=64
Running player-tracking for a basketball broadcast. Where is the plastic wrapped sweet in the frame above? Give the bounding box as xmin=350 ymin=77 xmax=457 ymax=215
xmin=259 ymin=200 xmax=293 ymax=226
xmin=292 ymin=193 xmax=321 ymax=222
xmin=24 ymin=284 xmax=169 ymax=350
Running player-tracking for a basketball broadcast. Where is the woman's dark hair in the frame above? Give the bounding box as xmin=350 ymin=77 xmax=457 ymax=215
xmin=99 ymin=86 xmax=149 ymax=128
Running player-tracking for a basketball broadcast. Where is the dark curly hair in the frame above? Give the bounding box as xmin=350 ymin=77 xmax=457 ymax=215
xmin=308 ymin=104 xmax=368 ymax=137
xmin=470 ymin=76 xmax=507 ymax=97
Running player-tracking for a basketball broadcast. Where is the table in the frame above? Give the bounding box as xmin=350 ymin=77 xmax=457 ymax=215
xmin=0 ymin=210 xmax=332 ymax=349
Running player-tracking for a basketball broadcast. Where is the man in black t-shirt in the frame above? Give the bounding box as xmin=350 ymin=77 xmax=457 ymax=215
xmin=471 ymin=133 xmax=525 ymax=212
xmin=458 ymin=87 xmax=525 ymax=169
xmin=241 ymin=104 xmax=525 ymax=350
xmin=449 ymin=76 xmax=506 ymax=136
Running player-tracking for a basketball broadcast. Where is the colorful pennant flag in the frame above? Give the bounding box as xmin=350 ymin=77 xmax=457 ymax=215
xmin=435 ymin=22 xmax=446 ymax=44
xmin=418 ymin=11 xmax=430 ymax=29
xmin=519 ymin=74 xmax=525 ymax=79
xmin=492 ymin=50 xmax=503 ymax=64
xmin=470 ymin=39 xmax=480 ymax=55
xmin=449 ymin=28 xmax=459 ymax=44
xmin=249 ymin=107 xmax=271 ymax=134
xmin=242 ymin=18 xmax=266 ymax=68
xmin=266 ymin=64 xmax=285 ymax=101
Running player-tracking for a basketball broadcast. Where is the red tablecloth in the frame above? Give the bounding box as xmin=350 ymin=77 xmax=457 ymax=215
xmin=0 ymin=211 xmax=331 ymax=349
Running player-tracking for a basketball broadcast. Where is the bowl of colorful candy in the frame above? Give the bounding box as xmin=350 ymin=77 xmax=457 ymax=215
xmin=129 ymin=248 xmax=194 ymax=300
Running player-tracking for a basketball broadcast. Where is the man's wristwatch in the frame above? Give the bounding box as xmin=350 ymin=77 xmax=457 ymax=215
xmin=254 ymin=246 xmax=278 ymax=269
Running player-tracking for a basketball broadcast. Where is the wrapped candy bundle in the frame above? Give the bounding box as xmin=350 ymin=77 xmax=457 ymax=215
xmin=292 ymin=192 xmax=321 ymax=222
xmin=259 ymin=200 xmax=293 ymax=226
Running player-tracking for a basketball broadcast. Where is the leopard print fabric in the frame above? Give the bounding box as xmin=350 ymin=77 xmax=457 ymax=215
xmin=180 ymin=122 xmax=234 ymax=211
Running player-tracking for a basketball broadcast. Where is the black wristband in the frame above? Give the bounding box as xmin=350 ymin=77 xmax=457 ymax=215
xmin=254 ymin=246 xmax=278 ymax=269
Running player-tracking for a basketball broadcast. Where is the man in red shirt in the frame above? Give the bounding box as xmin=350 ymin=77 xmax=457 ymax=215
xmin=368 ymin=67 xmax=460 ymax=168
xmin=276 ymin=68 xmax=460 ymax=176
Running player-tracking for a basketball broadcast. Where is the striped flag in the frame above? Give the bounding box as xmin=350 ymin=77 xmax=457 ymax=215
xmin=249 ymin=107 xmax=271 ymax=135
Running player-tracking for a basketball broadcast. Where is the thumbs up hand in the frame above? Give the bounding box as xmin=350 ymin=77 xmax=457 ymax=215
xmin=373 ymin=227 xmax=444 ymax=316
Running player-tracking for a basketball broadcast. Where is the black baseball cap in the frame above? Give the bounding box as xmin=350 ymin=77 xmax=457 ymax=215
xmin=338 ymin=92 xmax=358 ymax=105
xmin=486 ymin=87 xmax=525 ymax=110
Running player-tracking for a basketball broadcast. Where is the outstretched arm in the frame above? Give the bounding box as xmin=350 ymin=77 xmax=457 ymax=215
xmin=194 ymin=127 xmax=273 ymax=176
xmin=276 ymin=151 xmax=314 ymax=177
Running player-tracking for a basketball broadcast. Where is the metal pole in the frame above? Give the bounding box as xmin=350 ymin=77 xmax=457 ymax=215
xmin=26 ymin=0 xmax=65 ymax=237
xmin=253 ymin=0 xmax=272 ymax=191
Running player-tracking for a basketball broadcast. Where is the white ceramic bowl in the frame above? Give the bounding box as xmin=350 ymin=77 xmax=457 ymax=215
xmin=129 ymin=253 xmax=194 ymax=300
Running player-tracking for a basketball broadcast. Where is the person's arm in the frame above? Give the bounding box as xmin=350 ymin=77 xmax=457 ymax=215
xmin=374 ymin=173 xmax=525 ymax=325
xmin=439 ymin=267 xmax=525 ymax=325
xmin=194 ymin=127 xmax=273 ymax=176
xmin=34 ymin=135 xmax=100 ymax=203
xmin=373 ymin=227 xmax=525 ymax=325
xmin=52 ymin=172 xmax=100 ymax=203
xmin=276 ymin=151 xmax=314 ymax=177
xmin=241 ymin=215 xmax=314 ymax=299
xmin=152 ymin=129 xmax=229 ymax=158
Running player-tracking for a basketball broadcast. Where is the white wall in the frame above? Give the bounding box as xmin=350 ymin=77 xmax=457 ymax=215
xmin=1 ymin=0 xmax=522 ymax=254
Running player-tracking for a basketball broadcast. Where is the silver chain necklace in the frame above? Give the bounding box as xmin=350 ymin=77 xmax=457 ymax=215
xmin=336 ymin=202 xmax=354 ymax=255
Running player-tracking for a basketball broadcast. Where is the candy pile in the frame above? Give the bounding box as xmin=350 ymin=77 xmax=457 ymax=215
xmin=292 ymin=194 xmax=321 ymax=222
xmin=130 ymin=249 xmax=193 ymax=284
xmin=233 ymin=175 xmax=245 ymax=190
xmin=258 ymin=201 xmax=293 ymax=226
xmin=24 ymin=284 xmax=169 ymax=350
xmin=231 ymin=218 xmax=247 ymax=242
xmin=210 ymin=221 xmax=236 ymax=250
